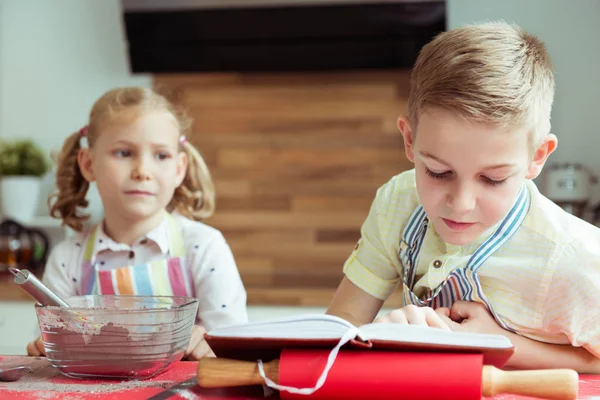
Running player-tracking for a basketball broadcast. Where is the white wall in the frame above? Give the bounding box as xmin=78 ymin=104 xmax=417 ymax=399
xmin=0 ymin=0 xmax=151 ymax=221
xmin=448 ymin=0 xmax=600 ymax=205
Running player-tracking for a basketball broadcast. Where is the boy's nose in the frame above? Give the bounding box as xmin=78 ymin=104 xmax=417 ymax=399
xmin=447 ymin=184 xmax=476 ymax=214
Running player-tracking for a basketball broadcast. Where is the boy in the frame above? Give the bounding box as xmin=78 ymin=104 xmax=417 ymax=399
xmin=327 ymin=21 xmax=600 ymax=373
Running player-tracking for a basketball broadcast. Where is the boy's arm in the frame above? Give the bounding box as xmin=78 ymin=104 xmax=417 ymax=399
xmin=326 ymin=276 xmax=384 ymax=327
xmin=437 ymin=301 xmax=600 ymax=373
xmin=503 ymin=331 xmax=600 ymax=374
xmin=535 ymin=238 xmax=600 ymax=372
xmin=328 ymin=177 xmax=410 ymax=326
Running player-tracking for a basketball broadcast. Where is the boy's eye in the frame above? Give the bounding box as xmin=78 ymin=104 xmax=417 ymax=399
xmin=482 ymin=176 xmax=507 ymax=186
xmin=114 ymin=149 xmax=131 ymax=158
xmin=425 ymin=167 xmax=507 ymax=187
xmin=425 ymin=168 xmax=452 ymax=180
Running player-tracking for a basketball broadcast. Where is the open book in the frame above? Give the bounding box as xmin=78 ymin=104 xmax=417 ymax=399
xmin=204 ymin=314 xmax=515 ymax=368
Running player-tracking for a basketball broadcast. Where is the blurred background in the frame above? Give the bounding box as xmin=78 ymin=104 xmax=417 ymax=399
xmin=0 ymin=0 xmax=598 ymax=354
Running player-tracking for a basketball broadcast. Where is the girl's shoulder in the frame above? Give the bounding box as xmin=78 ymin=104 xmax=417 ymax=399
xmin=46 ymin=226 xmax=96 ymax=267
xmin=172 ymin=214 xmax=227 ymax=245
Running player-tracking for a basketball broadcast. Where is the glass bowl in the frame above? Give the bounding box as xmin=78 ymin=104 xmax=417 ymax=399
xmin=35 ymin=295 xmax=199 ymax=380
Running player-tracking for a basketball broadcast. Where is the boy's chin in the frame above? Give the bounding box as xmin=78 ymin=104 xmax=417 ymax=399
xmin=433 ymin=222 xmax=480 ymax=246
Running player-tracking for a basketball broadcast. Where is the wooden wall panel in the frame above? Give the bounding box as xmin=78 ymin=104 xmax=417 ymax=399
xmin=154 ymin=71 xmax=413 ymax=307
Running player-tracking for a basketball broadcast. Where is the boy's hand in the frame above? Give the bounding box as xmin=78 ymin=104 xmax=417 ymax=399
xmin=184 ymin=324 xmax=215 ymax=360
xmin=373 ymin=304 xmax=451 ymax=331
xmin=26 ymin=336 xmax=46 ymax=357
xmin=435 ymin=300 xmax=506 ymax=335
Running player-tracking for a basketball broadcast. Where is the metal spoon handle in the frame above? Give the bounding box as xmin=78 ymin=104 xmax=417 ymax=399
xmin=9 ymin=267 xmax=70 ymax=307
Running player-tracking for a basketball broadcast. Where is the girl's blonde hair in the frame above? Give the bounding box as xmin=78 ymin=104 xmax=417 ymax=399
xmin=49 ymin=87 xmax=215 ymax=231
xmin=408 ymin=21 xmax=555 ymax=150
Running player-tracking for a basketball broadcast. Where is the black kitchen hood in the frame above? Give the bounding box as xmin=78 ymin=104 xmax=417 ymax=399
xmin=121 ymin=0 xmax=446 ymax=73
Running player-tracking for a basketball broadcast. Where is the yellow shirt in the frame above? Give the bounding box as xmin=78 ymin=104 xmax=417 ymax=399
xmin=343 ymin=169 xmax=600 ymax=357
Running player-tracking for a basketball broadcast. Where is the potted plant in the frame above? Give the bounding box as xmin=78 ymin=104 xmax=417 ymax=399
xmin=0 ymin=139 xmax=50 ymax=222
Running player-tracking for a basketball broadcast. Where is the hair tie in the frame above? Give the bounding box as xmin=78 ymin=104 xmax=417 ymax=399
xmin=179 ymin=135 xmax=187 ymax=145
xmin=79 ymin=125 xmax=88 ymax=137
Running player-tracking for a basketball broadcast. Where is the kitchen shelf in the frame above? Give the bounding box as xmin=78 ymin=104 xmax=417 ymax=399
xmin=25 ymin=216 xmax=63 ymax=229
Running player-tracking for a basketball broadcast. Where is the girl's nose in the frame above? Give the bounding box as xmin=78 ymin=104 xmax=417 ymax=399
xmin=131 ymin=159 xmax=151 ymax=181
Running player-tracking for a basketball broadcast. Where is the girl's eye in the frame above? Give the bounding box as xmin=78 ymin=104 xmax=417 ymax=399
xmin=156 ymin=152 xmax=170 ymax=160
xmin=482 ymin=176 xmax=507 ymax=186
xmin=425 ymin=168 xmax=452 ymax=180
xmin=114 ymin=150 xmax=131 ymax=158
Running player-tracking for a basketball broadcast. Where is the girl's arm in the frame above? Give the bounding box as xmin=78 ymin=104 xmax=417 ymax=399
xmin=185 ymin=231 xmax=247 ymax=360
xmin=41 ymin=240 xmax=79 ymax=299
xmin=191 ymin=232 xmax=248 ymax=331
xmin=28 ymin=240 xmax=79 ymax=356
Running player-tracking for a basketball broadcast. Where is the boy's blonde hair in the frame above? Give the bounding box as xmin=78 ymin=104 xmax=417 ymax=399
xmin=49 ymin=87 xmax=215 ymax=231
xmin=408 ymin=21 xmax=555 ymax=149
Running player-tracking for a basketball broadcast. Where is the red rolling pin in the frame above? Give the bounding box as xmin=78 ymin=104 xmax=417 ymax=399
xmin=197 ymin=349 xmax=579 ymax=400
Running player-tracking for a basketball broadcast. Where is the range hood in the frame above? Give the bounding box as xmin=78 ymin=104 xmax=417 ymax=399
xmin=121 ymin=0 xmax=446 ymax=73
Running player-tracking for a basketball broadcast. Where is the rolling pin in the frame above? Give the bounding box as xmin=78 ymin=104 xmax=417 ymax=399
xmin=197 ymin=349 xmax=579 ymax=400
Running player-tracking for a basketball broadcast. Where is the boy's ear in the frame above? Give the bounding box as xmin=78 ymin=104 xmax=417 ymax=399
xmin=398 ymin=116 xmax=415 ymax=162
xmin=176 ymin=152 xmax=188 ymax=187
xmin=526 ymin=134 xmax=558 ymax=179
xmin=78 ymin=148 xmax=95 ymax=182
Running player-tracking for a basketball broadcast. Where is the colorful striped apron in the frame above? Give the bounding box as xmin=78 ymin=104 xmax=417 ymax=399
xmin=78 ymin=214 xmax=194 ymax=297
xmin=399 ymin=185 xmax=529 ymax=330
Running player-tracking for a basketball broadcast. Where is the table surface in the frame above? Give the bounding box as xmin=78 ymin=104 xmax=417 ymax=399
xmin=1 ymin=355 xmax=600 ymax=400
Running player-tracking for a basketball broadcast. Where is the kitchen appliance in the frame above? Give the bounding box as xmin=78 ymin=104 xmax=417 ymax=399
xmin=0 ymin=218 xmax=49 ymax=275
xmin=542 ymin=163 xmax=596 ymax=218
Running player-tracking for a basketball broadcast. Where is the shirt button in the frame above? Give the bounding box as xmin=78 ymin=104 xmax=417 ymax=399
xmin=433 ymin=260 xmax=442 ymax=268
xmin=129 ymin=251 xmax=135 ymax=259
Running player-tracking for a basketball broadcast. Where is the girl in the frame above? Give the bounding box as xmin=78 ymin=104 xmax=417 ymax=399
xmin=27 ymin=87 xmax=248 ymax=360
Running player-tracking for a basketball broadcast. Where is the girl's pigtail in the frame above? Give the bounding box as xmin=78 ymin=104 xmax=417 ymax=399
xmin=170 ymin=139 xmax=216 ymax=221
xmin=48 ymin=130 xmax=90 ymax=231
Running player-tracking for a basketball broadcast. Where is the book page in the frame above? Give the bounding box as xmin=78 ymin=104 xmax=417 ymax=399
xmin=357 ymin=323 xmax=512 ymax=349
xmin=207 ymin=314 xmax=357 ymax=339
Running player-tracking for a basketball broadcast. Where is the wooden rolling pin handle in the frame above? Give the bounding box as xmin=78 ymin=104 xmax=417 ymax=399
xmin=482 ymin=365 xmax=578 ymax=400
xmin=197 ymin=357 xmax=280 ymax=388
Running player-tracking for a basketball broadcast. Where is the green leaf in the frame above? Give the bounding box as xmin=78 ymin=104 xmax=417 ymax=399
xmin=0 ymin=139 xmax=50 ymax=177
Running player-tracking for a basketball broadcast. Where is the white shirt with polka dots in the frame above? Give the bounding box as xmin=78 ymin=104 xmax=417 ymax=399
xmin=41 ymin=214 xmax=248 ymax=331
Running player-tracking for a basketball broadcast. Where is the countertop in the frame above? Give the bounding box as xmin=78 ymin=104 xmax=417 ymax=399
xmin=0 ymin=355 xmax=265 ymax=399
xmin=2 ymin=355 xmax=600 ymax=399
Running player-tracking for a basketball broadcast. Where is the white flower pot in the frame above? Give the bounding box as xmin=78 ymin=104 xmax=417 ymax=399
xmin=0 ymin=176 xmax=42 ymax=222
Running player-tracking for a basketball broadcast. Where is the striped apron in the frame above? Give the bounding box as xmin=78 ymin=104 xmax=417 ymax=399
xmin=399 ymin=185 xmax=529 ymax=330
xmin=78 ymin=214 xmax=194 ymax=297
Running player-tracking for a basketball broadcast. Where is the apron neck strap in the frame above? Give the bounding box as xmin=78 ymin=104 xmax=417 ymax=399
xmin=466 ymin=183 xmax=530 ymax=270
xmin=165 ymin=213 xmax=186 ymax=257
